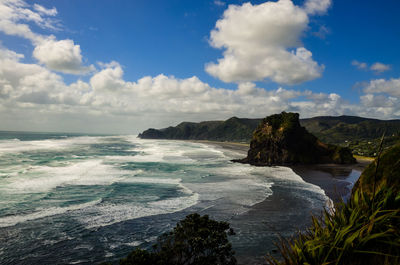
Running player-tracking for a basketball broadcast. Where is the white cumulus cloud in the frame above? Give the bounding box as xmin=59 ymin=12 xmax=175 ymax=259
xmin=303 ymin=0 xmax=331 ymax=15
xmin=352 ymin=60 xmax=368 ymax=70
xmin=370 ymin=62 xmax=391 ymax=73
xmin=214 ymin=0 xmax=226 ymax=7
xmin=352 ymin=60 xmax=391 ymax=74
xmin=205 ymin=0 xmax=327 ymax=85
xmin=33 ymin=38 xmax=95 ymax=74
xmin=33 ymin=4 xmax=57 ymax=16
xmin=0 ymin=0 xmax=93 ymax=75
xmin=363 ymin=78 xmax=400 ymax=97
xmin=90 ymin=62 xmax=125 ymax=91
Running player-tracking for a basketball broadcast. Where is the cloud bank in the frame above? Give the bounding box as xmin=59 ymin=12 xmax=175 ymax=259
xmin=2 ymin=45 xmax=399 ymax=133
xmin=0 ymin=0 xmax=399 ymax=133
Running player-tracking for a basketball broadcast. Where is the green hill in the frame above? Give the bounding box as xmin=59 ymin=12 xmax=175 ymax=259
xmin=138 ymin=115 xmax=400 ymax=156
xmin=300 ymin=116 xmax=400 ymax=156
xmin=138 ymin=117 xmax=262 ymax=142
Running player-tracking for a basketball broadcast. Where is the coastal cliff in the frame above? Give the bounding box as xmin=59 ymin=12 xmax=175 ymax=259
xmin=138 ymin=117 xmax=261 ymax=142
xmin=235 ymin=112 xmax=356 ymax=166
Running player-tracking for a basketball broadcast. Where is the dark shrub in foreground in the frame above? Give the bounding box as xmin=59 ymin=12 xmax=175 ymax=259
xmin=120 ymin=213 xmax=237 ymax=265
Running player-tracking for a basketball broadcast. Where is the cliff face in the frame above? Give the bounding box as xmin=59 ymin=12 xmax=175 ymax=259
xmin=353 ymin=144 xmax=400 ymax=195
xmin=236 ymin=112 xmax=356 ymax=166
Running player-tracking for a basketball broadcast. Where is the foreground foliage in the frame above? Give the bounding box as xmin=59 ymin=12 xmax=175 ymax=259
xmin=353 ymin=143 xmax=400 ymax=195
xmin=119 ymin=213 xmax=237 ymax=265
xmin=267 ymin=187 xmax=400 ymax=265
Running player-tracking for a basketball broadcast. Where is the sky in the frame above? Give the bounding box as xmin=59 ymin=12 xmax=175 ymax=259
xmin=0 ymin=0 xmax=399 ymax=134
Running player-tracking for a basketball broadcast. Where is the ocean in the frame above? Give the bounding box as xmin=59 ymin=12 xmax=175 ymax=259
xmin=0 ymin=132 xmax=330 ymax=264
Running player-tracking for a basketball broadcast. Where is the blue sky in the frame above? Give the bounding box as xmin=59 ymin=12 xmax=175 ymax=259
xmin=0 ymin=0 xmax=399 ymax=133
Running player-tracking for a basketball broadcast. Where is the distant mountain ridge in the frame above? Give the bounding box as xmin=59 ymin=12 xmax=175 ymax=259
xmin=301 ymin=115 xmax=400 ymax=142
xmin=301 ymin=115 xmax=400 ymax=156
xmin=138 ymin=115 xmax=400 ymax=155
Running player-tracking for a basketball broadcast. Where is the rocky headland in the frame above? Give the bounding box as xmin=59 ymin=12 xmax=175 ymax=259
xmin=234 ymin=112 xmax=356 ymax=166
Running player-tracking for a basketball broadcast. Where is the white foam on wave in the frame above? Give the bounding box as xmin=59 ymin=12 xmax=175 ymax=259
xmin=120 ymin=176 xmax=180 ymax=185
xmin=4 ymin=160 xmax=133 ymax=193
xmin=186 ymin=178 xmax=272 ymax=207
xmin=78 ymin=193 xmax=199 ymax=229
xmin=76 ymin=173 xmax=199 ymax=228
xmin=267 ymin=166 xmax=331 ymax=207
xmin=0 ymin=136 xmax=104 ymax=154
xmin=0 ymin=135 xmax=329 ymax=230
xmin=182 ymin=163 xmax=274 ymax=207
xmin=0 ymin=199 xmax=101 ymax=228
xmin=124 ymin=241 xmax=142 ymax=247
xmin=124 ymin=138 xmax=227 ymax=164
xmin=217 ymin=163 xmax=328 ymax=200
xmin=268 ymin=166 xmax=328 ymax=197
xmin=182 ymin=143 xmax=228 ymax=160
xmin=131 ymin=142 xmax=194 ymax=163
xmin=263 ymin=166 xmax=305 ymax=182
xmin=120 ymin=176 xmax=194 ymax=195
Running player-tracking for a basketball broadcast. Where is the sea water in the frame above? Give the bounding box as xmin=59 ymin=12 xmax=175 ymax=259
xmin=0 ymin=132 xmax=329 ymax=264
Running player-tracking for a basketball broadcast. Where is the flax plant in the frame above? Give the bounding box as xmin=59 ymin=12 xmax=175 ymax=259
xmin=267 ymin=188 xmax=400 ymax=265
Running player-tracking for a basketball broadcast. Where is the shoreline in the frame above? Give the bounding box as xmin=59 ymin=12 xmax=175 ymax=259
xmin=290 ymin=163 xmax=366 ymax=203
xmin=199 ymin=140 xmax=373 ymax=264
xmin=164 ymin=140 xmax=373 ymax=264
xmin=196 ymin=140 xmax=372 ymax=203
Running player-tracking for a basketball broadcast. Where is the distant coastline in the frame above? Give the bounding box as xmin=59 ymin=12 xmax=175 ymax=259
xmin=138 ymin=115 xmax=400 ymax=158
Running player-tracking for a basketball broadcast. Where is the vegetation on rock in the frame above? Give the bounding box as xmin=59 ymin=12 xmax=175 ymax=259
xmin=235 ymin=112 xmax=355 ymax=165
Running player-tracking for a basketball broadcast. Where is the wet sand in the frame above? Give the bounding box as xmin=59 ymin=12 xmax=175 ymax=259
xmin=291 ymin=157 xmax=371 ymax=202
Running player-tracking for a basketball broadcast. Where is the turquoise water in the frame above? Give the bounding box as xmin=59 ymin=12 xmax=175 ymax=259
xmin=0 ymin=132 xmax=329 ymax=264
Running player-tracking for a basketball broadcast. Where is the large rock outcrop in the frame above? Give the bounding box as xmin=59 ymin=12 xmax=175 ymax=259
xmin=235 ymin=112 xmax=356 ymax=166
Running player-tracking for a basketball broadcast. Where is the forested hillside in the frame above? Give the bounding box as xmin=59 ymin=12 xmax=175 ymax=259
xmin=139 ymin=115 xmax=400 ymax=156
